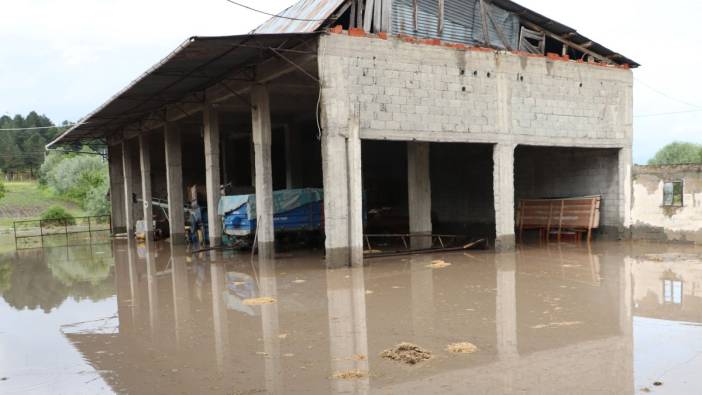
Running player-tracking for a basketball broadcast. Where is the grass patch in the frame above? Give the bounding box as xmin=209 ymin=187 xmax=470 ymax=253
xmin=0 ymin=181 xmax=86 ymax=228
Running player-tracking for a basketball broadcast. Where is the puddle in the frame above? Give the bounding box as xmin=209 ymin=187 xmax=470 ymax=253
xmin=2 ymin=241 xmax=702 ymax=393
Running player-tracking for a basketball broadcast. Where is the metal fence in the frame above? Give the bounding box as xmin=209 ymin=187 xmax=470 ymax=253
xmin=13 ymin=215 xmax=112 ymax=250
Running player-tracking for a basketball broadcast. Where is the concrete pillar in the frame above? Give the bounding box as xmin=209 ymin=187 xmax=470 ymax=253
xmin=203 ymin=106 xmax=223 ymax=246
xmin=347 ymin=114 xmax=364 ymax=267
xmin=164 ymin=123 xmax=186 ymax=244
xmin=493 ymin=143 xmax=516 ymax=251
xmin=108 ymin=145 xmax=126 ymax=234
xmin=407 ymin=142 xmax=432 ymax=249
xmin=122 ymin=140 xmax=135 ymax=237
xmin=251 ymin=85 xmax=275 ymax=254
xmin=618 ymin=147 xmax=633 ymax=238
xmin=138 ymin=135 xmax=154 ymax=240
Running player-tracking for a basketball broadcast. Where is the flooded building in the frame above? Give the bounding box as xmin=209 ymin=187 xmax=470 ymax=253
xmin=631 ymin=164 xmax=702 ymax=243
xmin=47 ymin=0 xmax=638 ymax=267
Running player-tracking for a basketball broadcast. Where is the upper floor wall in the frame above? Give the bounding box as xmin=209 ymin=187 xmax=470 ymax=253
xmin=318 ymin=32 xmax=633 ymax=148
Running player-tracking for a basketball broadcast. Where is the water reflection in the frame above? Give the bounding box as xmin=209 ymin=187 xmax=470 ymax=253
xmin=5 ymin=241 xmax=702 ymax=393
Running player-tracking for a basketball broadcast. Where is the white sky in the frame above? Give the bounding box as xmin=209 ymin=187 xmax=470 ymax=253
xmin=1 ymin=0 xmax=700 ymax=163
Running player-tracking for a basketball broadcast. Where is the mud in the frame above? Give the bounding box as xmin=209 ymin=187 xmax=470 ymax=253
xmin=380 ymin=343 xmax=433 ymax=365
xmin=2 ymin=240 xmax=702 ymax=393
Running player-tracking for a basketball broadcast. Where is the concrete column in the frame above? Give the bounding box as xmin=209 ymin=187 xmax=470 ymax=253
xmin=121 ymin=140 xmax=135 ymax=237
xmin=108 ymin=145 xmax=126 ymax=234
xmin=618 ymin=147 xmax=633 ymax=238
xmin=283 ymin=125 xmax=296 ymax=189
xmin=251 ymin=85 xmax=275 ymax=253
xmin=138 ymin=135 xmax=154 ymax=240
xmin=319 ymin=55 xmax=363 ymax=267
xmin=164 ymin=123 xmax=186 ymax=244
xmin=407 ymin=142 xmax=432 ymax=249
xmin=493 ymin=143 xmax=516 ymax=251
xmin=203 ymin=106 xmax=223 ymax=246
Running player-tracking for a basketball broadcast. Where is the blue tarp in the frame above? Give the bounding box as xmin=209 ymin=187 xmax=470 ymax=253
xmin=218 ymin=188 xmax=324 ymax=219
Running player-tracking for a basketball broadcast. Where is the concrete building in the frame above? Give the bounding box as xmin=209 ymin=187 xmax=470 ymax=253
xmin=47 ymin=0 xmax=638 ymax=267
xmin=631 ymin=164 xmax=702 ymax=243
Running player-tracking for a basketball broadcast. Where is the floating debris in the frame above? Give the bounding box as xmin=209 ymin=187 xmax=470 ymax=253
xmin=332 ymin=369 xmax=367 ymax=380
xmin=278 ymin=333 xmax=288 ymax=339
xmin=365 ymin=290 xmax=374 ymax=295
xmin=447 ymin=342 xmax=478 ymax=354
xmin=427 ymin=260 xmax=451 ymax=269
xmin=291 ymin=279 xmax=306 ymax=284
xmin=531 ymin=321 xmax=583 ymax=329
xmin=380 ymin=343 xmax=432 ymax=365
xmin=243 ymin=297 xmax=277 ymax=306
xmin=352 ymin=354 xmax=367 ymax=361
xmin=283 ymin=353 xmax=295 ymax=357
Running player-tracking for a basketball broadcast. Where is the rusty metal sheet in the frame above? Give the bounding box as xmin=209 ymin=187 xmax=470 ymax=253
xmin=252 ymin=0 xmax=347 ymax=34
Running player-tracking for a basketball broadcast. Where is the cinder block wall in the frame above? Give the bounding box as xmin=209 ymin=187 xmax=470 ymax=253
xmin=515 ymin=147 xmax=621 ymax=233
xmin=319 ymin=33 xmax=632 ymax=147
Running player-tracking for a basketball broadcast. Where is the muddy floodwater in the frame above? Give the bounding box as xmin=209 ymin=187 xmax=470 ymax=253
xmin=2 ymin=241 xmax=702 ymax=394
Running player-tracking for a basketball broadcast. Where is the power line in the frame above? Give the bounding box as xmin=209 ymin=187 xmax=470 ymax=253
xmin=0 ymin=124 xmax=75 ymax=131
xmin=635 ymin=109 xmax=702 ymax=118
xmin=635 ymin=78 xmax=702 ymax=110
xmin=223 ymin=0 xmax=327 ymax=22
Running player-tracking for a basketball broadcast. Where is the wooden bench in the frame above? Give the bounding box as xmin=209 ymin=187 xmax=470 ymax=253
xmin=517 ymin=196 xmax=601 ymax=243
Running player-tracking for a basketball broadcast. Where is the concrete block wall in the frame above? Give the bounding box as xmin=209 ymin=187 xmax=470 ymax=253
xmin=515 ymin=147 xmax=621 ymax=232
xmin=319 ymin=33 xmax=633 ymax=148
xmin=631 ymin=165 xmax=702 ymax=243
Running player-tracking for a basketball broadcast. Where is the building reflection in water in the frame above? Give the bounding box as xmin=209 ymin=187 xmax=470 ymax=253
xmin=66 ymin=240 xmax=667 ymax=394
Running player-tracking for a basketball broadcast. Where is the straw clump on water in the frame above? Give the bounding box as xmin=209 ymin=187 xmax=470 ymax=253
xmin=332 ymin=369 xmax=367 ymax=380
xmin=242 ymin=297 xmax=277 ymax=306
xmin=447 ymin=342 xmax=478 ymax=354
xmin=380 ymin=342 xmax=432 ymax=365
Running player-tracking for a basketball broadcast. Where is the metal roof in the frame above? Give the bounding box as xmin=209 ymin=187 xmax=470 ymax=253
xmin=48 ymin=33 xmax=319 ymax=147
xmin=251 ymin=0 xmax=346 ymax=34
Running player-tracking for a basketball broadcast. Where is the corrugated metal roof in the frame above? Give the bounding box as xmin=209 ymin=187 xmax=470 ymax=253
xmin=47 ymin=33 xmax=319 ymax=146
xmin=251 ymin=0 xmax=347 ymax=34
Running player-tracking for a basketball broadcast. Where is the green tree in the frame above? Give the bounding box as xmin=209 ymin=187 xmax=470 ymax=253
xmin=648 ymin=142 xmax=702 ymax=165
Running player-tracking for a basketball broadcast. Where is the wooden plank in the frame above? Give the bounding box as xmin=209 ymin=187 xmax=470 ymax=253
xmin=479 ymin=0 xmax=490 ymax=45
xmin=363 ymin=0 xmax=374 ymax=32
xmin=382 ymin=0 xmax=392 ymax=33
xmin=437 ymin=0 xmax=444 ymax=35
xmin=373 ymin=0 xmax=382 ymax=32
xmin=520 ymin=19 xmax=615 ymax=65
xmin=357 ymin=0 xmax=364 ymax=28
xmin=350 ymin=0 xmax=357 ymax=28
xmin=413 ymin=0 xmax=418 ymax=31
xmin=484 ymin=5 xmax=512 ymax=50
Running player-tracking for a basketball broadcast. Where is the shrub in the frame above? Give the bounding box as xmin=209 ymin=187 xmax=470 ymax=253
xmin=40 ymin=206 xmax=76 ymax=225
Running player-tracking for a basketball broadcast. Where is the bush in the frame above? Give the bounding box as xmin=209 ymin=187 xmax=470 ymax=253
xmin=648 ymin=142 xmax=702 ymax=165
xmin=40 ymin=206 xmax=76 ymax=225
xmin=39 ymin=149 xmax=109 ymax=216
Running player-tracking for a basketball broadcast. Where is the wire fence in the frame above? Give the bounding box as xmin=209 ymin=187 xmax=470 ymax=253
xmin=13 ymin=215 xmax=112 ymax=250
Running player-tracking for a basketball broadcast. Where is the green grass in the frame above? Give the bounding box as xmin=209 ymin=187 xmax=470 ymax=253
xmin=0 ymin=181 xmax=87 ymax=252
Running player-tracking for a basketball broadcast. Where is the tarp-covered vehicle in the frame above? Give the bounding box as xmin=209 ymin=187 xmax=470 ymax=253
xmin=218 ymin=188 xmax=324 ymax=246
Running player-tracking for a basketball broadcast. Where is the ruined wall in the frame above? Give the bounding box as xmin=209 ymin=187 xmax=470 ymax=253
xmin=318 ymin=32 xmax=633 ymax=148
xmin=631 ymin=165 xmax=702 ymax=243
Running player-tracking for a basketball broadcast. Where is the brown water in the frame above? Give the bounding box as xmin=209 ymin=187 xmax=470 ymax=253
xmin=1 ymin=240 xmax=702 ymax=394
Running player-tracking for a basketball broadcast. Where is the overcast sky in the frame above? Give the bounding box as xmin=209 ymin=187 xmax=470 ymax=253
xmin=1 ymin=0 xmax=700 ymax=163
